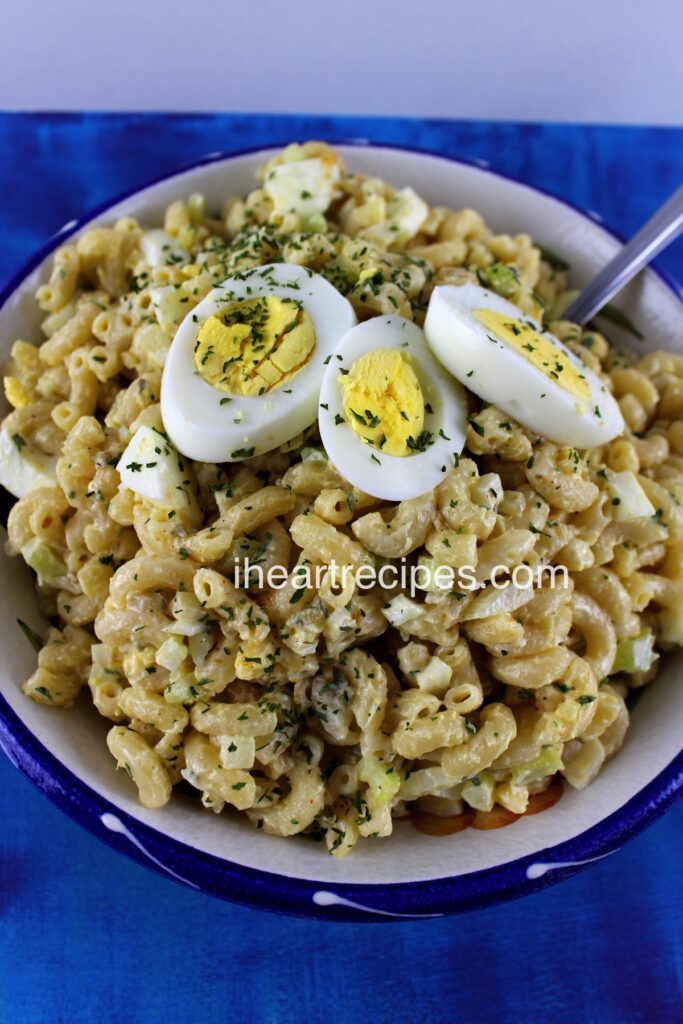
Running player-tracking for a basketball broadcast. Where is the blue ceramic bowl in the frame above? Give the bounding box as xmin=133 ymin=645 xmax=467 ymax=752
xmin=1 ymin=143 xmax=682 ymax=921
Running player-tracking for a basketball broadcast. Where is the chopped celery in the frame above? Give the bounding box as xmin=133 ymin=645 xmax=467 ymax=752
xmin=414 ymin=555 xmax=454 ymax=593
xmin=359 ymin=756 xmax=401 ymax=806
xmin=164 ymin=672 xmax=202 ymax=704
xmin=20 ymin=537 xmax=67 ymax=580
xmin=301 ymin=212 xmax=327 ymax=234
xmin=187 ymin=192 xmax=205 ymax=224
xmin=612 ymin=631 xmax=658 ymax=674
xmin=476 ymin=262 xmax=520 ymax=298
xmin=510 ymin=745 xmax=563 ymax=786
xmin=155 ymin=636 xmax=188 ymax=672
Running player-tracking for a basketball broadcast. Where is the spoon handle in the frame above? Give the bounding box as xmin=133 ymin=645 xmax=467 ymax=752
xmin=564 ymin=184 xmax=683 ymax=325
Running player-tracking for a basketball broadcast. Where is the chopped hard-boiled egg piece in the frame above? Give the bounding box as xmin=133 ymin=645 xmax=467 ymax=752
xmin=161 ymin=263 xmax=356 ymax=463
xmin=218 ymin=735 xmax=256 ymax=770
xmin=3 ymin=376 xmax=31 ymax=409
xmin=140 ymin=229 xmax=188 ymax=268
xmin=264 ymin=155 xmax=341 ymax=219
xmin=318 ymin=316 xmax=468 ymax=501
xmin=360 ymin=187 xmax=428 ymax=249
xmin=414 ymin=656 xmax=452 ymax=695
xmin=424 ymin=282 xmax=624 ymax=447
xmin=150 ymin=285 xmax=194 ymax=330
xmin=383 ymin=593 xmax=423 ymax=627
xmin=116 ymin=425 xmax=201 ymax=525
xmin=0 ymin=427 xmax=57 ymax=499
xmin=606 ymin=470 xmax=656 ymax=521
xmin=193 ymin=296 xmax=316 ymax=396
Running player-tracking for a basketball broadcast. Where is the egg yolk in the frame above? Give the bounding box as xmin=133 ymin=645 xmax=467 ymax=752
xmin=340 ymin=347 xmax=425 ymax=457
xmin=473 ymin=309 xmax=591 ymax=406
xmin=194 ymin=296 xmax=316 ymax=396
xmin=3 ymin=376 xmax=31 ymax=409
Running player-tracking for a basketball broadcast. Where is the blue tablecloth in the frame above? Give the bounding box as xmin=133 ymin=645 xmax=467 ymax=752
xmin=1 ymin=114 xmax=682 ymax=1024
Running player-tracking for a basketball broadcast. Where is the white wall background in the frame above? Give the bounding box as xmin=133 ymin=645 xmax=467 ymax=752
xmin=2 ymin=0 xmax=682 ymax=124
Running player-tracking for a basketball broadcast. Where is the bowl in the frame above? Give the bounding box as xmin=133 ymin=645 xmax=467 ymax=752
xmin=1 ymin=143 xmax=682 ymax=921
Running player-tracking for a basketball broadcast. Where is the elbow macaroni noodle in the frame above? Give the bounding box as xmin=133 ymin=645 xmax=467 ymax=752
xmin=5 ymin=141 xmax=683 ymax=855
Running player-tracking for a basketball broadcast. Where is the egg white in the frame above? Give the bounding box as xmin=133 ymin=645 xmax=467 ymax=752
xmin=160 ymin=263 xmax=357 ymax=462
xmin=424 ymin=282 xmax=624 ymax=448
xmin=318 ymin=316 xmax=468 ymax=501
xmin=0 ymin=426 xmax=57 ymax=499
xmin=263 ymin=157 xmax=341 ymax=218
xmin=140 ymin=229 xmax=188 ymax=268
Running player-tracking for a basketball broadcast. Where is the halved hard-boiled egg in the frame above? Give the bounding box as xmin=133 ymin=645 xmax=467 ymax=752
xmin=161 ymin=263 xmax=356 ymax=462
xmin=424 ymin=282 xmax=624 ymax=447
xmin=318 ymin=316 xmax=468 ymax=501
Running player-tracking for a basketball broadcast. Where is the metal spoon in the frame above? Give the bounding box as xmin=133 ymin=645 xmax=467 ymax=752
xmin=564 ymin=183 xmax=683 ymax=325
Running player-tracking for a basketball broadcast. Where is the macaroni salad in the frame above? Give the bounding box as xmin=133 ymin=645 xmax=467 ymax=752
xmin=4 ymin=141 xmax=683 ymax=855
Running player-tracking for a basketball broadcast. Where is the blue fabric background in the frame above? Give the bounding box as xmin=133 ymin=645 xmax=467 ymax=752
xmin=1 ymin=113 xmax=682 ymax=1024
